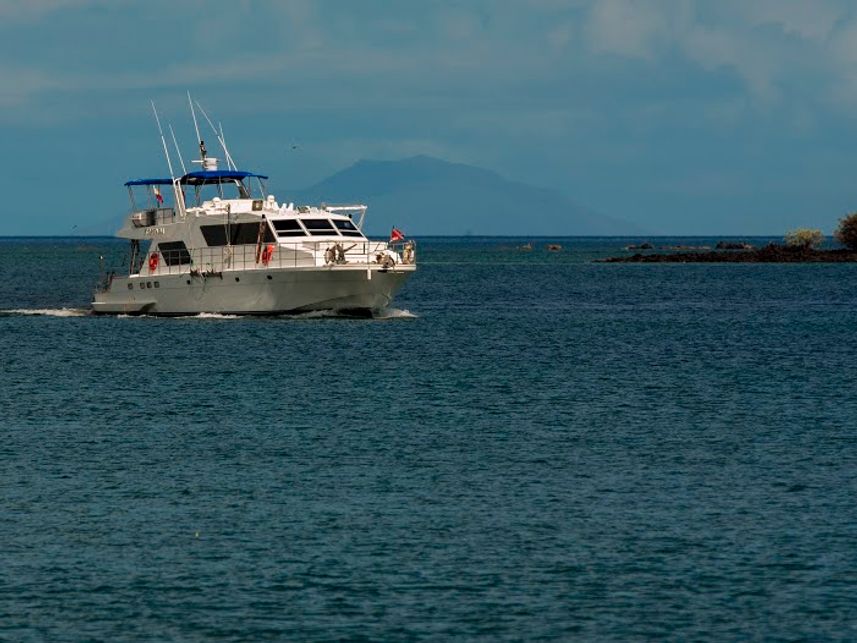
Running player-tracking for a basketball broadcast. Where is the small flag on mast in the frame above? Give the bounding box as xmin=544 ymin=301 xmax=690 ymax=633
xmin=154 ymin=186 xmax=164 ymax=204
xmin=390 ymin=227 xmax=405 ymax=242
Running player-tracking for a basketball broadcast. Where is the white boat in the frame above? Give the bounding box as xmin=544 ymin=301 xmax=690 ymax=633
xmin=91 ymin=101 xmax=416 ymax=316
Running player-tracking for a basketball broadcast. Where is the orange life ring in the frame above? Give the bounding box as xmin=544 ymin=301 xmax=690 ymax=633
xmin=148 ymin=252 xmax=159 ymax=272
xmin=261 ymin=244 xmax=275 ymax=266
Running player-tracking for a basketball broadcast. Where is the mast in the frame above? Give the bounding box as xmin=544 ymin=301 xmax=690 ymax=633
xmin=195 ymin=100 xmax=237 ymax=170
xmin=187 ymin=90 xmax=206 ymax=163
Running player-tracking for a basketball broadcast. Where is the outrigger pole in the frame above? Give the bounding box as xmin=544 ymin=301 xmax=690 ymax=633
xmin=152 ymin=100 xmax=186 ymax=216
xmin=168 ymin=124 xmax=188 ymax=175
xmin=218 ymin=123 xmax=234 ymax=170
xmin=151 ymin=100 xmax=175 ymax=179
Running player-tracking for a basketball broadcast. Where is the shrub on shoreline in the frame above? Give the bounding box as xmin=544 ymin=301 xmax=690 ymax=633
xmin=835 ymin=213 xmax=857 ymax=250
xmin=784 ymin=228 xmax=824 ymax=249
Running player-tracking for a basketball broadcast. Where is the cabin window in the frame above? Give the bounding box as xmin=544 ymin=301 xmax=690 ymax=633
xmin=201 ymin=222 xmax=274 ymax=246
xmin=272 ymin=219 xmax=307 ymax=237
xmin=158 ymin=241 xmax=192 ymax=266
xmin=302 ymin=219 xmax=337 ymax=235
xmin=333 ymin=219 xmax=364 ymax=237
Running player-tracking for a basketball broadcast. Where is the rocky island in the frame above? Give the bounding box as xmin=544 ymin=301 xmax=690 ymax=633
xmin=599 ymin=216 xmax=857 ymax=263
xmin=599 ymin=244 xmax=857 ymax=263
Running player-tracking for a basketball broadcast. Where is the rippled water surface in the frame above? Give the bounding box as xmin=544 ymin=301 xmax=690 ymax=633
xmin=2 ymin=237 xmax=857 ymax=640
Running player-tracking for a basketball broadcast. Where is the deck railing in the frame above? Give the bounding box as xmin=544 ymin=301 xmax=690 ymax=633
xmin=139 ymin=239 xmax=416 ymax=276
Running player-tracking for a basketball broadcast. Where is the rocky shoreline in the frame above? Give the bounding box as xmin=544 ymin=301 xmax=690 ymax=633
xmin=598 ymin=244 xmax=857 ymax=263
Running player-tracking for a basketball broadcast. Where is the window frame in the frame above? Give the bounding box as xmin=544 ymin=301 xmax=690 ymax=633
xmin=333 ymin=219 xmax=364 ymax=237
xmin=301 ymin=218 xmax=339 ymax=236
xmin=271 ymin=218 xmax=308 ymax=237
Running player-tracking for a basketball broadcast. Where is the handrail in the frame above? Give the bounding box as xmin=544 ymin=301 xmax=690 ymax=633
xmin=134 ymin=239 xmax=417 ymax=277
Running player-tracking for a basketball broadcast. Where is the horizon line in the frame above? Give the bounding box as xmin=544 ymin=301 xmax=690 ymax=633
xmin=0 ymin=234 xmax=810 ymax=240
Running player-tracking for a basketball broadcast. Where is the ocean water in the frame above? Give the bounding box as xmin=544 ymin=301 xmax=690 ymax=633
xmin=1 ymin=236 xmax=856 ymax=640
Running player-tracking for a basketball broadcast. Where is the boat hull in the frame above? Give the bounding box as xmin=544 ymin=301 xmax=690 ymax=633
xmin=91 ymin=265 xmax=414 ymax=316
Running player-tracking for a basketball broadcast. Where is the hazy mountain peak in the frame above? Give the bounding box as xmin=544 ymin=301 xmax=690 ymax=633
xmin=280 ymin=156 xmax=642 ymax=235
xmin=323 ymin=155 xmax=500 ymax=194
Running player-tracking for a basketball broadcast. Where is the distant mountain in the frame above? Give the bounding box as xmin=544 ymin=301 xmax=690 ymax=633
xmin=273 ymin=155 xmax=642 ymax=236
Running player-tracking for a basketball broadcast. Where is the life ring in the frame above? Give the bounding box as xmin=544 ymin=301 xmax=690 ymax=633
xmin=261 ymin=243 xmax=275 ymax=266
xmin=148 ymin=252 xmax=159 ymax=272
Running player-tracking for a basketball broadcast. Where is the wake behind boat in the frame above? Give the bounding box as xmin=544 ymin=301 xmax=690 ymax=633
xmin=91 ymin=98 xmax=416 ymax=316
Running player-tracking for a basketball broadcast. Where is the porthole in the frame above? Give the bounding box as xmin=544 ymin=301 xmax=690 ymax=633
xmin=146 ymin=282 xmax=152 ymax=289
xmin=154 ymin=282 xmax=160 ymax=288
xmin=266 ymin=275 xmax=272 ymax=280
xmin=139 ymin=283 xmax=145 ymax=290
xmin=235 ymin=277 xmax=240 ymax=282
xmin=186 ymin=280 xmax=191 ymax=285
xmin=127 ymin=283 xmax=133 ymax=290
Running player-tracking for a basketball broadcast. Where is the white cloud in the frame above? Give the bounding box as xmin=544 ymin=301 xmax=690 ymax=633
xmin=584 ymin=0 xmax=671 ymax=60
xmin=2 ymin=0 xmax=857 ymax=119
xmin=575 ymin=0 xmax=857 ymax=106
xmin=733 ymin=0 xmax=846 ymax=41
xmin=0 ymin=0 xmax=118 ymax=21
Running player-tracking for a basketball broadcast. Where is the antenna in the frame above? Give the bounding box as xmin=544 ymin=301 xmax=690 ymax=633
xmin=168 ymin=124 xmax=188 ymax=175
xmin=195 ymin=100 xmax=237 ymax=170
xmin=187 ymin=90 xmax=206 ymax=162
xmin=151 ymin=100 xmax=175 ymax=179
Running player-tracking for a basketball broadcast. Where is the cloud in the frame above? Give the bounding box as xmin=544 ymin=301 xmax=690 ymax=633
xmin=0 ymin=64 xmax=65 ymax=108
xmin=1 ymin=0 xmax=853 ymax=116
xmin=584 ymin=0 xmax=673 ymax=60
xmin=0 ymin=0 xmax=118 ymax=21
xmin=573 ymin=0 xmax=857 ymax=106
xmin=733 ymin=0 xmax=846 ymax=41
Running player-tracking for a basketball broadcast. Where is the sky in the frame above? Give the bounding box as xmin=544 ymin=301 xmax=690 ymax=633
xmin=3 ymin=0 xmax=857 ymax=235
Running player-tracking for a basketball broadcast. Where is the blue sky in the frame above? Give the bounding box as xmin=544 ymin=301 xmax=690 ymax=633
xmin=2 ymin=0 xmax=857 ymax=235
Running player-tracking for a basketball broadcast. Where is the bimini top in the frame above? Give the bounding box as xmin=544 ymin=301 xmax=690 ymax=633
xmin=124 ymin=170 xmax=268 ymax=187
xmin=180 ymin=170 xmax=268 ymax=185
xmin=124 ymin=177 xmax=173 ymax=187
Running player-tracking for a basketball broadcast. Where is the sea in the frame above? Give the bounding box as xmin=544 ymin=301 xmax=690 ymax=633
xmin=1 ymin=236 xmax=856 ymax=641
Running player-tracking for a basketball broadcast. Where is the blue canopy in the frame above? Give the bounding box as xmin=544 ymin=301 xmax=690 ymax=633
xmin=179 ymin=170 xmax=268 ymax=185
xmin=124 ymin=170 xmax=268 ymax=187
xmin=124 ymin=178 xmax=173 ymax=187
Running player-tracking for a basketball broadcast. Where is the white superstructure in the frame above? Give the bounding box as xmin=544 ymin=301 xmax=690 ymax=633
xmin=91 ymin=102 xmax=415 ymax=316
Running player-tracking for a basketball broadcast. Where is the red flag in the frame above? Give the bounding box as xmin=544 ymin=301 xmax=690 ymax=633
xmin=154 ymin=187 xmax=164 ymax=204
xmin=390 ymin=227 xmax=405 ymax=242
